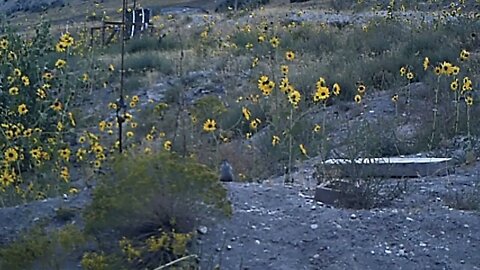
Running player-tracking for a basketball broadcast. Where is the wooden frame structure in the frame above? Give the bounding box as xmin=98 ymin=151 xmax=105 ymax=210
xmin=90 ymin=7 xmax=153 ymax=46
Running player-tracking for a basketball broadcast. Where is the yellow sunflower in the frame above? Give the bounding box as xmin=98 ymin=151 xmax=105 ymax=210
xmin=55 ymin=59 xmax=67 ymax=69
xmin=465 ymin=95 xmax=474 ymax=106
xmin=51 ymin=100 xmax=63 ymax=111
xmin=423 ymin=57 xmax=429 ymax=71
xmin=460 ymin=49 xmax=470 ymax=61
xmin=9 ymin=86 xmax=19 ymax=95
xmin=285 ymin=50 xmax=295 ymax=61
xmin=406 ymin=72 xmax=414 ymax=80
xmin=314 ymin=86 xmax=330 ymax=102
xmin=316 ymin=77 xmax=326 ymax=88
xmin=242 ymin=107 xmax=251 ymax=121
xmin=391 ymin=94 xmax=399 ymax=102
xmin=58 ymin=148 xmax=71 ymax=162
xmin=288 ymin=90 xmax=301 ymax=106
xmin=332 ymin=83 xmax=341 ymax=96
xmin=164 ymin=140 xmax=172 ymax=151
xmin=299 ymin=144 xmax=307 ymax=156
xmin=270 ymin=36 xmax=280 ymax=48
xmin=203 ymin=119 xmax=217 ymax=132
xmin=250 ymin=118 xmax=261 ymax=130
xmin=450 ymin=79 xmax=459 ymax=91
xmin=357 ymin=84 xmax=366 ymax=94
xmin=18 ymin=104 xmax=28 ymax=115
xmin=272 ymin=135 xmax=280 ymax=146
xmin=354 ymin=94 xmax=362 ymax=104
xmin=4 ymin=148 xmax=19 ymax=163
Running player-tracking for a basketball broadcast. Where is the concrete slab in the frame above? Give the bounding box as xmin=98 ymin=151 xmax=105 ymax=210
xmin=314 ymin=186 xmax=342 ymax=205
xmin=321 ymin=157 xmax=453 ymax=178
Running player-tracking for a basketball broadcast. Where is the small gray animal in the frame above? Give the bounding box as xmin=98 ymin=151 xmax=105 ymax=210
xmin=219 ymin=159 xmax=234 ymax=182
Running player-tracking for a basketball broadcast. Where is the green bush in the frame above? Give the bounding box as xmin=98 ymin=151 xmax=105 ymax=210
xmin=125 ymin=34 xmax=190 ymax=54
xmin=0 ymin=224 xmax=86 ymax=270
xmin=124 ymin=52 xmax=174 ymax=75
xmin=84 ymin=151 xmax=231 ymax=268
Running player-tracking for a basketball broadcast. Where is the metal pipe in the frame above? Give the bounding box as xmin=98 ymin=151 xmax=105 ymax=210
xmin=117 ymin=0 xmax=127 ymax=153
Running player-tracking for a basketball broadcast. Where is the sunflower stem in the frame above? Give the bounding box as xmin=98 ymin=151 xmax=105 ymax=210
xmin=320 ymin=102 xmax=327 ymax=181
xmin=286 ymin=107 xmax=293 ymax=184
xmin=454 ymin=89 xmax=459 ymax=135
xmin=429 ymin=76 xmax=440 ymax=150
xmin=212 ymin=132 xmax=219 ymax=171
xmin=467 ymin=104 xmax=471 ymax=138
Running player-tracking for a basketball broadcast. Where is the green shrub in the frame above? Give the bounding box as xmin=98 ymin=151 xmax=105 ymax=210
xmin=444 ymin=185 xmax=480 ymax=211
xmin=0 ymin=224 xmax=86 ymax=270
xmin=124 ymin=52 xmax=174 ymax=75
xmin=125 ymin=34 xmax=190 ymax=54
xmin=316 ymin=118 xmax=409 ymax=209
xmin=83 ymin=151 xmax=231 ymax=268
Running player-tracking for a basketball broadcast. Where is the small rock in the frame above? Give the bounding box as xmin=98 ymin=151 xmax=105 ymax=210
xmin=255 ymin=240 xmax=261 ymax=245
xmin=385 ymin=249 xmax=392 ymax=254
xmin=310 ymin=224 xmax=319 ymax=230
xmin=350 ymin=214 xmax=357 ymax=220
xmin=216 ymin=247 xmax=222 ymax=252
xmin=197 ymin=226 xmax=208 ymax=235
xmin=313 ymin=254 xmax=320 ymax=259
xmin=463 ymin=224 xmax=469 ymax=228
xmin=419 ymin=242 xmax=427 ymax=247
xmin=460 ymin=260 xmax=465 ymax=264
xmin=231 ymin=237 xmax=237 ymax=242
xmin=311 ymin=205 xmax=316 ymax=210
xmin=406 ymin=217 xmax=414 ymax=221
xmin=371 ymin=250 xmax=375 ymax=255
xmin=226 ymin=245 xmax=232 ymax=250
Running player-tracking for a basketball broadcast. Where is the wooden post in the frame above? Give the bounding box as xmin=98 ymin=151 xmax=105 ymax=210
xmin=90 ymin=27 xmax=94 ymax=47
xmin=101 ymin=22 xmax=106 ymax=46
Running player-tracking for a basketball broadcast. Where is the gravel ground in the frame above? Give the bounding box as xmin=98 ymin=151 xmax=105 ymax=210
xmin=0 ymin=161 xmax=478 ymax=270
xmin=196 ymin=163 xmax=480 ymax=270
xmin=0 ymin=188 xmax=91 ymax=246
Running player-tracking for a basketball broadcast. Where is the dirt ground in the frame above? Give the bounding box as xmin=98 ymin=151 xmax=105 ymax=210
xmin=196 ymin=162 xmax=480 ymax=270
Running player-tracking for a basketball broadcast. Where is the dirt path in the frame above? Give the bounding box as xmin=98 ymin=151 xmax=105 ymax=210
xmin=197 ymin=166 xmax=480 ymax=270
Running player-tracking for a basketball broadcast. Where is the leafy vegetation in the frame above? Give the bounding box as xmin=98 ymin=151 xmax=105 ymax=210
xmin=0 ymin=0 xmax=479 ymax=267
xmin=0 ymin=224 xmax=86 ymax=270
xmin=83 ymin=151 xmax=231 ymax=269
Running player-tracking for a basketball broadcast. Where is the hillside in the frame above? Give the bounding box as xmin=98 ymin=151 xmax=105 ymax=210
xmin=0 ymin=0 xmax=479 ymax=269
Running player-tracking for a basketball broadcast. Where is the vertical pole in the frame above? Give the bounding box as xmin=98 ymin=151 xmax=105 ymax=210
xmin=117 ymin=0 xmax=127 ymax=153
xmin=90 ymin=27 xmax=94 ymax=47
xmin=101 ymin=22 xmax=106 ymax=46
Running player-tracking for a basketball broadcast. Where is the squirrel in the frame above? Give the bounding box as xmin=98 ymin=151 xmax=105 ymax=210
xmin=219 ymin=159 xmax=234 ymax=182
